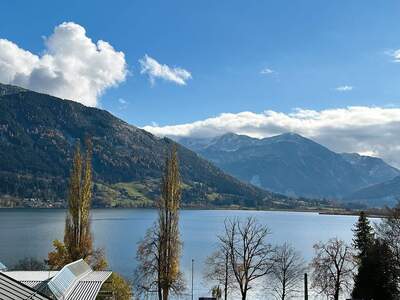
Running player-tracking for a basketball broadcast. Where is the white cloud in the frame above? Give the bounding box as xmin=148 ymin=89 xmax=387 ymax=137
xmin=387 ymin=49 xmax=400 ymax=62
xmin=335 ymin=85 xmax=353 ymax=92
xmin=143 ymin=106 xmax=400 ymax=168
xmin=260 ymin=68 xmax=274 ymax=75
xmin=0 ymin=22 xmax=127 ymax=106
xmin=117 ymin=98 xmax=128 ymax=110
xmin=139 ymin=54 xmax=192 ymax=85
xmin=358 ymin=150 xmax=379 ymax=157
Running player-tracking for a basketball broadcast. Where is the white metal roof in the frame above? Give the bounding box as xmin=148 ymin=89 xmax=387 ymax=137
xmin=68 ymin=280 xmax=106 ymax=300
xmin=3 ymin=260 xmax=112 ymax=300
xmin=79 ymin=271 xmax=111 ymax=282
xmin=0 ymin=272 xmax=51 ymax=300
xmin=48 ymin=259 xmax=92 ymax=299
xmin=67 ymin=271 xmax=112 ymax=300
xmin=4 ymin=271 xmax=58 ymax=282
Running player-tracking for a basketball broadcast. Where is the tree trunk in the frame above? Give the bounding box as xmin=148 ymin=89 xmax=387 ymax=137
xmin=334 ymin=277 xmax=340 ymax=300
xmin=334 ymin=288 xmax=339 ymax=300
xmin=158 ymin=285 xmax=162 ymax=300
xmin=224 ymin=253 xmax=228 ymax=300
xmin=162 ymin=287 xmax=169 ymax=300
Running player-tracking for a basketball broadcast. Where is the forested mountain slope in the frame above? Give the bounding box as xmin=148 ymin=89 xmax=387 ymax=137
xmin=0 ymin=83 xmax=289 ymax=208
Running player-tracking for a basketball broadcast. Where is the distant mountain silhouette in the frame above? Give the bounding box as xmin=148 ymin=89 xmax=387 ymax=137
xmin=180 ymin=132 xmax=400 ymax=200
xmin=347 ymin=175 xmax=400 ymax=207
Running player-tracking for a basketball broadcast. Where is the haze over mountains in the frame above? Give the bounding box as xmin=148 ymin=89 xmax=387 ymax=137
xmin=180 ymin=133 xmax=400 ymax=205
xmin=0 ymin=83 xmax=285 ymax=208
xmin=347 ymin=175 xmax=400 ymax=206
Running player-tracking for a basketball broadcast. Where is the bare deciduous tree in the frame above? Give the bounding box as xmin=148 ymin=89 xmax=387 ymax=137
xmin=267 ymin=243 xmax=306 ymax=300
xmin=311 ymin=238 xmax=354 ymax=300
xmin=220 ymin=217 xmax=274 ymax=300
xmin=204 ymin=247 xmax=235 ymax=300
xmin=134 ymin=226 xmax=162 ymax=298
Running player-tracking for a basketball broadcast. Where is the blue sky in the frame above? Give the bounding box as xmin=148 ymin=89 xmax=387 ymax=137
xmin=1 ymin=0 xmax=400 ymax=125
xmin=2 ymin=0 xmax=400 ymax=165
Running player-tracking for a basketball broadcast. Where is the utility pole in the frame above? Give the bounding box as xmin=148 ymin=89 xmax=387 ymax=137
xmin=304 ymin=273 xmax=308 ymax=300
xmin=191 ymin=259 xmax=194 ymax=300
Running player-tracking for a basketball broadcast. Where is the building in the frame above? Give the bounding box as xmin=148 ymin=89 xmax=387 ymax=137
xmin=0 ymin=272 xmax=51 ymax=300
xmin=1 ymin=259 xmax=112 ymax=300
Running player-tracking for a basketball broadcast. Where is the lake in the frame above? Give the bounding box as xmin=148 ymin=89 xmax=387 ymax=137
xmin=0 ymin=209 xmax=367 ymax=299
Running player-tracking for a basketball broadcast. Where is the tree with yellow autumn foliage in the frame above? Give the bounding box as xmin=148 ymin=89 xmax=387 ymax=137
xmin=48 ymin=138 xmax=106 ymax=270
xmin=135 ymin=144 xmax=185 ymax=299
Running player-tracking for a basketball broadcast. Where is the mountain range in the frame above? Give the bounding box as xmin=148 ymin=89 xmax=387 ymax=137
xmin=180 ymin=133 xmax=400 ymax=204
xmin=1 ymin=82 xmax=397 ymax=208
xmin=0 ymin=83 xmax=291 ymax=208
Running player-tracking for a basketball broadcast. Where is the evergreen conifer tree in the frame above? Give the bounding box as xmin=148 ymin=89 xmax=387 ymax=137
xmin=352 ymin=211 xmax=374 ymax=260
xmin=352 ymin=239 xmax=399 ymax=300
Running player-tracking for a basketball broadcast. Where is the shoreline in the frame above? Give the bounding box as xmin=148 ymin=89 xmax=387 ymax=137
xmin=0 ymin=205 xmax=385 ymax=217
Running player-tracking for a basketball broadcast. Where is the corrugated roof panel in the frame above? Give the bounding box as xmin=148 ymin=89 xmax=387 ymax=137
xmin=19 ymin=280 xmax=43 ymax=288
xmin=81 ymin=271 xmax=112 ymax=282
xmin=2 ymin=262 xmax=112 ymax=300
xmin=66 ymin=271 xmax=111 ymax=300
xmin=68 ymin=281 xmax=104 ymax=300
xmin=0 ymin=272 xmax=51 ymax=300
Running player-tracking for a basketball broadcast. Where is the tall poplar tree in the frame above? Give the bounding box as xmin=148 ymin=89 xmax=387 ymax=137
xmin=48 ymin=138 xmax=106 ymax=270
xmin=158 ymin=144 xmax=184 ymax=300
xmin=134 ymin=144 xmax=185 ymax=300
xmin=64 ymin=139 xmax=93 ymax=260
xmin=134 ymin=145 xmax=185 ymax=300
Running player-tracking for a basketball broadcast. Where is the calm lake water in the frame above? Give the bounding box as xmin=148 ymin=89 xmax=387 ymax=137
xmin=0 ymin=209 xmax=368 ymax=299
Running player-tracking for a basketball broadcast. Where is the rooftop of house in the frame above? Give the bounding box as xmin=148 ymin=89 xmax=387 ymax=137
xmin=1 ymin=259 xmax=112 ymax=300
xmin=0 ymin=272 xmax=51 ymax=300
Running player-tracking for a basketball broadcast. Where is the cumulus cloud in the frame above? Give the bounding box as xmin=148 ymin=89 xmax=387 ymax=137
xmin=260 ymin=67 xmax=274 ymax=75
xmin=335 ymin=85 xmax=353 ymax=92
xmin=139 ymin=54 xmax=192 ymax=85
xmin=0 ymin=22 xmax=127 ymax=106
xmin=143 ymin=106 xmax=400 ymax=167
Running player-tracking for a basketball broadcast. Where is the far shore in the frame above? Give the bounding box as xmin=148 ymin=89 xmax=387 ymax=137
xmin=0 ymin=205 xmax=388 ymax=218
